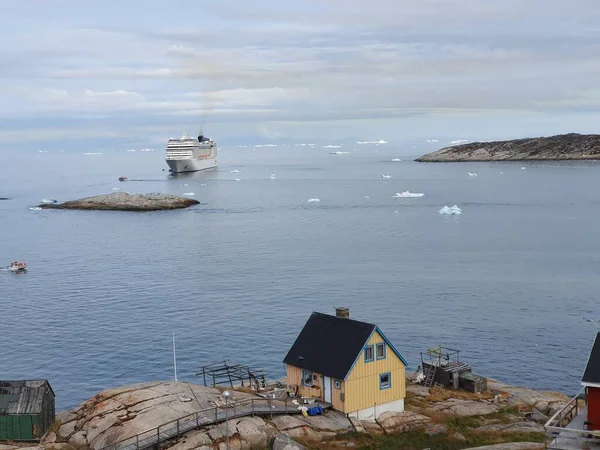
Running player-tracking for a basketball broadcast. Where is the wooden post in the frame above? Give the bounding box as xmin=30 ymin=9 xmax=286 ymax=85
xmin=176 ymin=419 xmax=180 ymax=440
xmin=157 ymin=425 xmax=160 ymax=444
xmin=135 ymin=434 xmax=139 ymax=450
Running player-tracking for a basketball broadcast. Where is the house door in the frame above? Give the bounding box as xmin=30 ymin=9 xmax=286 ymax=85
xmin=323 ymin=376 xmax=332 ymax=403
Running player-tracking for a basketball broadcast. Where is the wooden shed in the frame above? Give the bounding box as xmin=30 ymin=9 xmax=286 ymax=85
xmin=0 ymin=380 xmax=55 ymax=441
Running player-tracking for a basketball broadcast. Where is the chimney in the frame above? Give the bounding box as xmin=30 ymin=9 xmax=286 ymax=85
xmin=335 ymin=307 xmax=350 ymax=319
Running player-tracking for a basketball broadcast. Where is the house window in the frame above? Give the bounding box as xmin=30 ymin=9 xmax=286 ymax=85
xmin=380 ymin=372 xmax=391 ymax=390
xmin=364 ymin=345 xmax=374 ymax=362
xmin=302 ymin=370 xmax=313 ymax=386
xmin=376 ymin=343 xmax=386 ymax=360
xmin=334 ymin=379 xmax=341 ymax=389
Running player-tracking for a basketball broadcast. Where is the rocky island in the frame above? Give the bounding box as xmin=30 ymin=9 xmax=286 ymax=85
xmin=416 ymin=133 xmax=600 ymax=162
xmin=38 ymin=193 xmax=200 ymax=212
xmin=3 ymin=377 xmax=569 ymax=450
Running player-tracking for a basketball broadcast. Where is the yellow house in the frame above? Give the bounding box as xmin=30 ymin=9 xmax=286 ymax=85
xmin=283 ymin=308 xmax=408 ymax=420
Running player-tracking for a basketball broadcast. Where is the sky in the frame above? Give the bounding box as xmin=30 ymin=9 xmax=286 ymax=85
xmin=2 ymin=0 xmax=600 ymax=150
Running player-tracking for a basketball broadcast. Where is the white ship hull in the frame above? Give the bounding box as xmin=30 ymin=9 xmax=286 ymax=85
xmin=166 ymin=157 xmax=217 ymax=173
xmin=165 ymin=132 xmax=218 ymax=173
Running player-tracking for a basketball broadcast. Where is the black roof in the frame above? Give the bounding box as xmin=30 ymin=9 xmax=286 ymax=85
xmin=0 ymin=380 xmax=54 ymax=414
xmin=283 ymin=312 xmax=376 ymax=380
xmin=582 ymin=332 xmax=600 ymax=385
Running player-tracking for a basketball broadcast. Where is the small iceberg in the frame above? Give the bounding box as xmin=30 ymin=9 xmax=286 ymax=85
xmin=234 ymin=178 xmax=241 ymax=181
xmin=391 ymin=158 xmax=401 ymax=162
xmin=394 ymin=191 xmax=424 ymax=198
xmin=29 ymin=207 xmax=42 ymax=211
xmin=468 ymin=173 xmax=478 ymax=177
xmin=40 ymin=198 xmax=57 ymax=204
xmin=270 ymin=174 xmax=276 ymax=179
xmin=183 ymin=183 xmax=189 ymax=187
xmin=439 ymin=205 xmax=462 ymax=215
xmin=364 ymin=196 xmax=370 ymax=199
xmin=521 ymin=167 xmax=526 ymax=170
xmin=182 ymin=192 xmax=195 ymax=196
xmin=307 ymin=198 xmax=320 ymax=203
xmin=230 ymin=169 xmax=240 ymax=173
xmin=111 ymin=187 xmax=120 ymax=191
xmin=381 ymin=174 xmax=391 ymax=179
xmin=330 ymin=151 xmax=349 ymax=154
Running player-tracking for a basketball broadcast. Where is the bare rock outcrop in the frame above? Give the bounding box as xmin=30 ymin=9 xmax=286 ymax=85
xmin=38 ymin=193 xmax=200 ymax=211
xmin=465 ymin=443 xmax=545 ymax=450
xmin=377 ymin=411 xmax=432 ymax=434
xmin=416 ymin=133 xmax=600 ymax=162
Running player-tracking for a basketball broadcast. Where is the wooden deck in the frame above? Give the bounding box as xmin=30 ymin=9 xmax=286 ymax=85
xmin=98 ymin=398 xmax=331 ymax=450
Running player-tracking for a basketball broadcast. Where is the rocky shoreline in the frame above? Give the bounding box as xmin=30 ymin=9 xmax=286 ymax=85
xmin=0 ymin=377 xmax=569 ymax=450
xmin=416 ymin=133 xmax=600 ymax=162
xmin=38 ymin=193 xmax=200 ymax=212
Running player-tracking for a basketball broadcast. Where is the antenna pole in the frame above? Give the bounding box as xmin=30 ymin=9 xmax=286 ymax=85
xmin=173 ymin=333 xmax=178 ymax=382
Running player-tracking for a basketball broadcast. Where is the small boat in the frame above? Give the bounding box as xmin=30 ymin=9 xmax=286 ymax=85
xmin=7 ymin=261 xmax=27 ymax=272
xmin=119 ymin=176 xmax=128 ymax=182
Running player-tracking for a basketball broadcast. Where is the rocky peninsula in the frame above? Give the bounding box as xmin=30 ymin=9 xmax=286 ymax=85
xmin=416 ymin=133 xmax=600 ymax=162
xmin=0 ymin=377 xmax=570 ymax=450
xmin=38 ymin=193 xmax=200 ymax=212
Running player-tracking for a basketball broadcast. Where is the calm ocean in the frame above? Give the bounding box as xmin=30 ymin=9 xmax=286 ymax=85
xmin=1 ymin=143 xmax=599 ymax=410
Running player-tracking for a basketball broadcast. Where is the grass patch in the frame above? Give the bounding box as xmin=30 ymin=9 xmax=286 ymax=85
xmin=428 ymin=386 xmax=496 ymax=402
xmin=301 ymin=429 xmax=545 ymax=450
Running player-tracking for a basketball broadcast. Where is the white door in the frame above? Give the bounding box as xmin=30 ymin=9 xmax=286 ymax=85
xmin=323 ymin=376 xmax=332 ymax=403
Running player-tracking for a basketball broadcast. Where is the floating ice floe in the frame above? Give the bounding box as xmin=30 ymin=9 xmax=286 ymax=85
xmin=307 ymin=198 xmax=320 ymax=203
xmin=426 ymin=139 xmax=439 ymax=143
xmin=270 ymin=174 xmax=276 ymax=179
xmin=468 ymin=172 xmax=478 ymax=177
xmin=450 ymin=139 xmax=469 ymax=144
xmin=439 ymin=205 xmax=462 ymax=215
xmin=323 ymin=145 xmax=342 ymax=148
xmin=230 ymin=169 xmax=240 ymax=173
xmin=381 ymin=174 xmax=391 ymax=179
xmin=357 ymin=140 xmax=387 ymax=144
xmin=83 ymin=152 xmax=103 ymax=155
xmin=234 ymin=178 xmax=241 ymax=181
xmin=330 ymin=151 xmax=349 ymax=154
xmin=182 ymin=192 xmax=195 ymax=196
xmin=111 ymin=187 xmax=120 ymax=191
xmin=254 ymin=144 xmax=278 ymax=148
xmin=183 ymin=183 xmax=189 ymax=187
xmin=391 ymin=158 xmax=401 ymax=162
xmin=140 ymin=148 xmax=154 ymax=152
xmin=521 ymin=167 xmax=526 ymax=170
xmin=40 ymin=198 xmax=57 ymax=204
xmin=126 ymin=149 xmax=136 ymax=152
xmin=394 ymin=191 xmax=425 ymax=198
xmin=364 ymin=196 xmax=370 ymax=199
xmin=29 ymin=207 xmax=42 ymax=211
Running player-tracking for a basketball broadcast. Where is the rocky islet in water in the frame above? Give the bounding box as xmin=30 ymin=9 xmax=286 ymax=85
xmin=416 ymin=133 xmax=600 ymax=162
xmin=38 ymin=192 xmax=200 ymax=211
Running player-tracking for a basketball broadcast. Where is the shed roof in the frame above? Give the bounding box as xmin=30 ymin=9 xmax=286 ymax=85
xmin=0 ymin=380 xmax=54 ymax=414
xmin=582 ymin=332 xmax=600 ymax=386
xmin=283 ymin=312 xmax=408 ymax=380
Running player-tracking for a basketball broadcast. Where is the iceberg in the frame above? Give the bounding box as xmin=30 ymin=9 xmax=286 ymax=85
xmin=381 ymin=174 xmax=391 ymax=179
xmin=307 ymin=198 xmax=320 ymax=203
xmin=394 ymin=191 xmax=424 ymax=198
xmin=391 ymin=158 xmax=401 ymax=162
xmin=182 ymin=192 xmax=195 ymax=196
xmin=468 ymin=172 xmax=478 ymax=177
xmin=439 ymin=205 xmax=462 ymax=215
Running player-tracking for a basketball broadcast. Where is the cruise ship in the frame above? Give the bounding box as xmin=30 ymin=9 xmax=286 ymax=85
xmin=165 ymin=132 xmax=218 ymax=173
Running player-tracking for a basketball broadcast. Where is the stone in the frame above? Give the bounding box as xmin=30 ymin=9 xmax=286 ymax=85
xmin=56 ymin=411 xmax=77 ymax=425
xmin=301 ymin=412 xmax=352 ymax=432
xmin=377 ymin=411 xmax=431 ymax=434
xmin=234 ymin=416 xmax=276 ymax=447
xmin=41 ymin=431 xmax=57 ymax=444
xmin=360 ymin=420 xmax=384 ymax=435
xmin=272 ymin=434 xmax=305 ymax=450
xmin=465 ymin=443 xmax=545 ymax=450
xmin=0 ymin=445 xmax=17 ymax=450
xmin=69 ymin=431 xmax=88 ymax=447
xmin=58 ymin=419 xmax=77 ymax=438
xmin=424 ymin=423 xmax=448 ymax=435
xmin=453 ymin=432 xmax=466 ymax=441
xmin=475 ymin=422 xmax=545 ymax=433
xmin=530 ymin=409 xmax=549 ymax=423
xmin=271 ymin=415 xmax=307 ymax=432
xmin=430 ymin=399 xmax=500 ymax=416
xmin=348 ymin=417 xmax=365 ymax=433
xmin=406 ymin=384 xmax=430 ymax=397
xmin=416 ymin=133 xmax=600 ymax=162
xmin=39 ymin=193 xmax=201 ymax=212
xmin=166 ymin=430 xmax=212 ymax=450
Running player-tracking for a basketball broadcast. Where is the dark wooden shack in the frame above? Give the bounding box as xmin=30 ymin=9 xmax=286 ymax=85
xmin=0 ymin=380 xmax=55 ymax=441
xmin=420 ymin=346 xmax=487 ymax=393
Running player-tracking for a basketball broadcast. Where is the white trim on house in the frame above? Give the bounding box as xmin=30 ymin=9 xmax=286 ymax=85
xmin=346 ymin=399 xmax=404 ymax=421
xmin=581 ymin=381 xmax=600 ymax=389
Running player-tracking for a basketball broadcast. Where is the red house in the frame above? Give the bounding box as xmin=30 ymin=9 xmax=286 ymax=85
xmin=582 ymin=332 xmax=600 ymax=430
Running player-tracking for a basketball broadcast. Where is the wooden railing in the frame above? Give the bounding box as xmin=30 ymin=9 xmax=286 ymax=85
xmin=98 ymin=396 xmax=291 ymax=450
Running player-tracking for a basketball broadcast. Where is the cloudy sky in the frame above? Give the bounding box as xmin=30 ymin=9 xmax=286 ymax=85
xmin=2 ymin=0 xmax=600 ymax=149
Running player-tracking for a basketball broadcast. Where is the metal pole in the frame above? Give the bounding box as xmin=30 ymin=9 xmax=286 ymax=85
xmin=225 ymin=395 xmax=230 ymax=450
xmin=173 ymin=333 xmax=178 ymax=383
